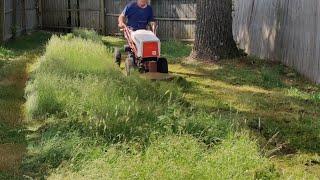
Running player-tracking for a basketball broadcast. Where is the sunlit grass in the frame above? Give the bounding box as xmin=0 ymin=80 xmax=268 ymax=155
xmin=49 ymin=134 xmax=277 ymax=180
xmin=169 ymin=57 xmax=320 ymax=178
xmin=2 ymin=30 xmax=319 ymax=179
xmin=24 ymin=30 xmax=278 ymax=178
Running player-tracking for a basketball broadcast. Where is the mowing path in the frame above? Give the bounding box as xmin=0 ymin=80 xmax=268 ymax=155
xmin=0 ymin=32 xmax=50 ymax=178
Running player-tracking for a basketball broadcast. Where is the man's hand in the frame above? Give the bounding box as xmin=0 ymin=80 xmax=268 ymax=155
xmin=118 ymin=14 xmax=127 ymax=28
xmin=150 ymin=22 xmax=157 ymax=34
xmin=118 ymin=22 xmax=126 ymax=28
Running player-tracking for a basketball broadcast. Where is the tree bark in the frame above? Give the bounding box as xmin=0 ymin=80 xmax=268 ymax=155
xmin=191 ymin=0 xmax=239 ymax=60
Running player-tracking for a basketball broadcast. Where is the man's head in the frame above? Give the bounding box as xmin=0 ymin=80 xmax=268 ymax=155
xmin=137 ymin=0 xmax=148 ymax=7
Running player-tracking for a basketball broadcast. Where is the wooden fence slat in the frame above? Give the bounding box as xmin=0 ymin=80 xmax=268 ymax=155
xmin=1 ymin=0 xmax=37 ymax=41
xmin=233 ymin=0 xmax=320 ymax=84
xmin=100 ymin=0 xmax=105 ymax=33
xmin=0 ymin=0 xmax=4 ymax=42
xmin=12 ymin=0 xmax=16 ymax=37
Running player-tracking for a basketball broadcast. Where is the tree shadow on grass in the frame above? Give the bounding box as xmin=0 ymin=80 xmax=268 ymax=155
xmin=3 ymin=32 xmax=52 ymax=53
xmin=171 ymin=58 xmax=320 ymax=154
xmin=179 ymin=57 xmax=293 ymax=89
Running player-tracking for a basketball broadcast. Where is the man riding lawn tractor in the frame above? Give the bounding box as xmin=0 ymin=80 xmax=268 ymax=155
xmin=116 ymin=0 xmax=169 ymax=77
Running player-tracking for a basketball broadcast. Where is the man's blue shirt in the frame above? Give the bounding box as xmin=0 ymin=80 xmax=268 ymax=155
xmin=122 ymin=2 xmax=154 ymax=31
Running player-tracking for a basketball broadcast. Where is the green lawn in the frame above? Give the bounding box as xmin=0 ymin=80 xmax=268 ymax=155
xmin=0 ymin=30 xmax=319 ymax=179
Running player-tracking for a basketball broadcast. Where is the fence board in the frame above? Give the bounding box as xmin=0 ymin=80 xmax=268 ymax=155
xmin=42 ymin=0 xmax=68 ymax=30
xmin=0 ymin=0 xmax=4 ymax=41
xmin=42 ymin=0 xmax=101 ymax=31
xmin=4 ymin=0 xmax=13 ymax=39
xmin=79 ymin=0 xmax=101 ymax=30
xmin=233 ymin=0 xmax=320 ymax=84
xmin=25 ymin=0 xmax=37 ymax=31
xmin=1 ymin=0 xmax=37 ymax=41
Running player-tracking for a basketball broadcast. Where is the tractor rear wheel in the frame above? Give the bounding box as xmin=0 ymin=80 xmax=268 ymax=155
xmin=157 ymin=58 xmax=169 ymax=73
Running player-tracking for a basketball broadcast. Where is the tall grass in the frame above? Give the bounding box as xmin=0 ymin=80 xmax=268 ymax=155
xmin=24 ymin=30 xmax=278 ymax=178
xmin=72 ymin=28 xmax=102 ymax=42
xmin=49 ymin=134 xmax=278 ymax=180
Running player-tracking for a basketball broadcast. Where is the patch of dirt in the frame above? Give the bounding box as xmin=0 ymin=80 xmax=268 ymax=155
xmin=0 ymin=79 xmax=15 ymax=86
xmin=0 ymin=59 xmax=29 ymax=175
xmin=0 ymin=144 xmax=26 ymax=173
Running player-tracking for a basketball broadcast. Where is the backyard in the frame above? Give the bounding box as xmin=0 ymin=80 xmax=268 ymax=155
xmin=0 ymin=31 xmax=319 ymax=179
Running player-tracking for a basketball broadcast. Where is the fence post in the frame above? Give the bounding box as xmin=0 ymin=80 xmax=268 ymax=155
xmin=12 ymin=0 xmax=17 ymax=39
xmin=100 ymin=0 xmax=106 ymax=34
xmin=22 ymin=0 xmax=26 ymax=33
xmin=37 ymin=0 xmax=42 ymax=29
xmin=0 ymin=0 xmax=4 ymax=42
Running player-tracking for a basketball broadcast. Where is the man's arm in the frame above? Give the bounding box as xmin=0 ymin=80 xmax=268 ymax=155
xmin=149 ymin=7 xmax=156 ymax=33
xmin=118 ymin=13 xmax=126 ymax=28
xmin=150 ymin=21 xmax=156 ymax=33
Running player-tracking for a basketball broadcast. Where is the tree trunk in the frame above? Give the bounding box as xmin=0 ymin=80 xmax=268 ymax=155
xmin=191 ymin=0 xmax=239 ymax=60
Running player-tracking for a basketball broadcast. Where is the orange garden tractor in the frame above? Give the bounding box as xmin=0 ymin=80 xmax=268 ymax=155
xmin=115 ymin=26 xmax=172 ymax=80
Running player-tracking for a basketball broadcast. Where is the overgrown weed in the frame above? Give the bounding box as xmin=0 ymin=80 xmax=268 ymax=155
xmin=24 ymin=30 xmax=277 ymax=178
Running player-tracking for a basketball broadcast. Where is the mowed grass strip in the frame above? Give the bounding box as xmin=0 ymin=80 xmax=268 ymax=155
xmin=0 ymin=32 xmax=51 ymax=177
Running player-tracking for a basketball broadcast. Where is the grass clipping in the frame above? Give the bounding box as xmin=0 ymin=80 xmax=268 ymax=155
xmin=25 ymin=32 xmax=278 ymax=179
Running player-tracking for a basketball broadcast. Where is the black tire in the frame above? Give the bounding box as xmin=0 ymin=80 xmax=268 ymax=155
xmin=125 ymin=57 xmax=134 ymax=76
xmin=124 ymin=45 xmax=131 ymax=53
xmin=157 ymin=58 xmax=168 ymax=73
xmin=114 ymin=48 xmax=121 ymax=66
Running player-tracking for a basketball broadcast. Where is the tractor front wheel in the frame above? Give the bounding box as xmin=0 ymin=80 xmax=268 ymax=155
xmin=114 ymin=48 xmax=121 ymax=66
xmin=125 ymin=57 xmax=134 ymax=76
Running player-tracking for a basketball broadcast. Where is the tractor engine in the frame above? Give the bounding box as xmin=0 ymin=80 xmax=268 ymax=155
xmin=131 ymin=30 xmax=161 ymax=58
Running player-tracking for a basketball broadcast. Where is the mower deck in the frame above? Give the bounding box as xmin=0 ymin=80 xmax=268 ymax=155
xmin=140 ymin=72 xmax=175 ymax=81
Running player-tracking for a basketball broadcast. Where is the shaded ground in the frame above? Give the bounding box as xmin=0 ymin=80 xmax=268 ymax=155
xmin=169 ymin=58 xmax=320 ymax=178
xmin=103 ymin=36 xmax=320 ymax=178
xmin=0 ymin=32 xmax=51 ymax=178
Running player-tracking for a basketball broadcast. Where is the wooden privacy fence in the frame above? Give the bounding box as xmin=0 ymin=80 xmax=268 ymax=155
xmin=233 ymin=0 xmax=320 ymax=84
xmin=1 ymin=0 xmax=319 ymax=84
xmin=0 ymin=0 xmax=38 ymax=41
xmin=40 ymin=0 xmax=105 ymax=32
